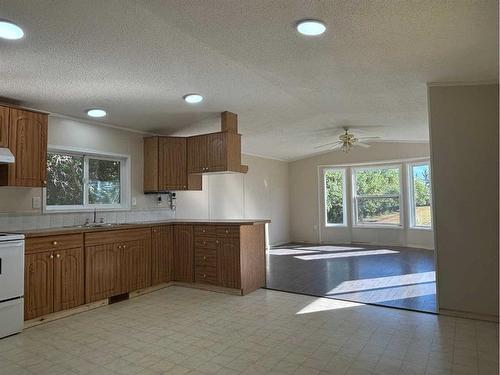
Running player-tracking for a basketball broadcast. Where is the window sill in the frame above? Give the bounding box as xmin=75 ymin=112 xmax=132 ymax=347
xmin=43 ymin=206 xmax=131 ymax=214
xmin=352 ymin=224 xmax=404 ymax=230
xmin=325 ymin=224 xmax=348 ymax=228
xmin=408 ymin=226 xmax=433 ymax=231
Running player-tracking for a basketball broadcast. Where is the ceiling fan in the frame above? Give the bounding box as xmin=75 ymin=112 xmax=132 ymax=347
xmin=314 ymin=128 xmax=380 ymax=153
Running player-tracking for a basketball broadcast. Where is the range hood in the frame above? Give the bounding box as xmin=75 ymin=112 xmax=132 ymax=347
xmin=0 ymin=148 xmax=15 ymax=163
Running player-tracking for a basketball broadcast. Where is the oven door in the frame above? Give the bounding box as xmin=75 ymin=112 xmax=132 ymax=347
xmin=0 ymin=240 xmax=24 ymax=301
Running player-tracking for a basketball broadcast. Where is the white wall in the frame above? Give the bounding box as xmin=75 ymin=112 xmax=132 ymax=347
xmin=175 ymin=154 xmax=290 ymax=246
xmin=289 ymin=142 xmax=434 ymax=249
xmin=429 ymin=83 xmax=498 ymax=319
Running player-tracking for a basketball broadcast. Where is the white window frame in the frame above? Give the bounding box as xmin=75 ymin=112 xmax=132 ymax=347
xmin=352 ymin=164 xmax=403 ymax=228
xmin=323 ymin=167 xmax=347 ymax=227
xmin=407 ymin=160 xmax=432 ymax=230
xmin=43 ymin=146 xmax=131 ymax=213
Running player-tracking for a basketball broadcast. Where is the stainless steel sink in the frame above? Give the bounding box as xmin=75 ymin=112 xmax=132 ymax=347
xmin=63 ymin=223 xmax=130 ymax=229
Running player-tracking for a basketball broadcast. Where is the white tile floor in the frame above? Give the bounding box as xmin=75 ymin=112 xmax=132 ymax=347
xmin=0 ymin=287 xmax=498 ymax=375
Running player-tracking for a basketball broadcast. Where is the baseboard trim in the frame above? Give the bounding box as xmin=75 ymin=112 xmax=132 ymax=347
xmin=172 ymin=282 xmax=242 ymax=296
xmin=440 ymin=308 xmax=499 ymax=322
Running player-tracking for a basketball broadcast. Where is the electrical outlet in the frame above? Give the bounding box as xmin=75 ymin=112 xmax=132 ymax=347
xmin=32 ymin=196 xmax=41 ymax=209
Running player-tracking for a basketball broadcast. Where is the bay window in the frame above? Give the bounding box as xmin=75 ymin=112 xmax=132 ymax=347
xmin=353 ymin=165 xmax=402 ymax=226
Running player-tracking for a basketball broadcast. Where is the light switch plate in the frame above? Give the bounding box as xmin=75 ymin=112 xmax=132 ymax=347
xmin=132 ymin=197 xmax=137 ymax=206
xmin=32 ymin=196 xmax=41 ymax=209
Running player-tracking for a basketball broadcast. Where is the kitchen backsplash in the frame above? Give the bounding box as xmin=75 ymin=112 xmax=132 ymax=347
xmin=0 ymin=208 xmax=175 ymax=232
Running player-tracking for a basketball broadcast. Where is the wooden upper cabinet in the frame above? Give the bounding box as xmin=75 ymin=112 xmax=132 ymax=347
xmin=187 ymin=132 xmax=246 ymax=174
xmin=173 ymin=225 xmax=194 ymax=282
xmin=143 ymin=136 xmax=201 ymax=192
xmin=159 ymin=137 xmax=188 ymax=190
xmin=143 ymin=137 xmax=159 ymax=192
xmin=0 ymin=107 xmax=48 ymax=187
xmin=0 ymin=106 xmax=9 ymax=148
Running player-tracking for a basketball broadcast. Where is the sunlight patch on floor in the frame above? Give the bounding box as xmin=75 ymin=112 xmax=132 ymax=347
xmin=327 ymin=271 xmax=436 ymax=294
xmin=294 ymin=249 xmax=399 ymax=260
xmin=327 ymin=282 xmax=436 ymax=303
xmin=296 ymin=297 xmax=364 ymax=315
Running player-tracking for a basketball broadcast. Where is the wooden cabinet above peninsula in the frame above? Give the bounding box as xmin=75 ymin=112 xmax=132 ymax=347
xmin=143 ymin=111 xmax=247 ymax=193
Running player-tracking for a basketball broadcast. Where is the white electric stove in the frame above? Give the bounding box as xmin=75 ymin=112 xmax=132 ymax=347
xmin=0 ymin=233 xmax=24 ymax=338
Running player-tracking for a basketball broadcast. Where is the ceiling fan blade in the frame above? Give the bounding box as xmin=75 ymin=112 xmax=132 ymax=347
xmin=354 ymin=142 xmax=371 ymax=148
xmin=314 ymin=141 xmax=342 ymax=149
xmin=357 ymin=136 xmax=380 ymax=140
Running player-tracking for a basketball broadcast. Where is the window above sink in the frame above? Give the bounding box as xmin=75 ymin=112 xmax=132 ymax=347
xmin=44 ymin=146 xmax=131 ymax=213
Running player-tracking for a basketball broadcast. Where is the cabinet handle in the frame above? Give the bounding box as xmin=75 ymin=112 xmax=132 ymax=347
xmin=52 ymin=241 xmax=58 ymax=245
xmin=216 ymin=240 xmax=219 ymax=244
xmin=123 ymin=245 xmax=126 ymax=249
xmin=203 ymin=256 xmax=207 ymax=260
xmin=56 ymin=254 xmax=61 ymax=259
xmin=225 ymin=230 xmax=229 ymax=234
xmin=153 ymin=229 xmax=157 ymax=233
xmin=203 ymin=241 xmax=206 ymax=245
xmin=202 ymin=229 xmax=206 ymax=233
xmin=117 ymin=245 xmax=122 ymax=249
xmin=49 ymin=254 xmax=54 ymax=259
xmin=42 ymin=180 xmax=47 ymax=185
xmin=203 ymin=273 xmax=206 ymax=278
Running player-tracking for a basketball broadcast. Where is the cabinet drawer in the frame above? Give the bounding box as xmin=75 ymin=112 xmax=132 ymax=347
xmin=216 ymin=227 xmax=240 ymax=238
xmin=195 ymin=249 xmax=217 ymax=267
xmin=194 ymin=237 xmax=217 ymax=249
xmin=195 ymin=266 xmax=218 ymax=285
xmin=194 ymin=226 xmax=216 ymax=237
xmin=26 ymin=234 xmax=83 ymax=253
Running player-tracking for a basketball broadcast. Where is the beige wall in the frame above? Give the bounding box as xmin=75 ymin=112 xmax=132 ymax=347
xmin=0 ymin=115 xmax=289 ymax=245
xmin=175 ymin=154 xmax=290 ymax=246
xmin=288 ymin=142 xmax=433 ymax=247
xmin=429 ymin=83 xmax=499 ymax=318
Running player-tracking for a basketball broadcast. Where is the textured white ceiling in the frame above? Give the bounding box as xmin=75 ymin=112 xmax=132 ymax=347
xmin=0 ymin=1 xmax=497 ymax=160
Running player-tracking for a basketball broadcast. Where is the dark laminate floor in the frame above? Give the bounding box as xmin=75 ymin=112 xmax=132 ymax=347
xmin=266 ymin=243 xmax=437 ymax=313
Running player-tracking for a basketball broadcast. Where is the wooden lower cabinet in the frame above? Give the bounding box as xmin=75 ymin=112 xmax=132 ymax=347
xmin=24 ymin=223 xmax=266 ymax=320
xmin=24 ymin=251 xmax=54 ymax=320
xmin=123 ymin=239 xmax=151 ymax=292
xmin=218 ymin=237 xmax=241 ymax=289
xmin=85 ymin=229 xmax=151 ymax=303
xmin=85 ymin=244 xmax=122 ymax=303
xmin=53 ymin=247 xmax=84 ymax=312
xmin=24 ymin=235 xmax=85 ymax=320
xmin=151 ymin=226 xmax=173 ymax=285
xmin=173 ymin=225 xmax=194 ymax=282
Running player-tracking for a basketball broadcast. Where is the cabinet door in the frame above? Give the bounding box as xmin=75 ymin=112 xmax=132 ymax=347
xmin=8 ymin=109 xmax=48 ymax=187
xmin=218 ymin=237 xmax=241 ymax=289
xmin=152 ymin=226 xmax=173 ymax=285
xmin=0 ymin=106 xmax=9 ymax=148
xmin=187 ymin=136 xmax=207 ymax=174
xmin=158 ymin=137 xmax=188 ymax=190
xmin=143 ymin=137 xmax=159 ymax=192
xmin=53 ymin=247 xmax=84 ymax=312
xmin=85 ymin=244 xmax=121 ymax=303
xmin=123 ymin=239 xmax=151 ymax=292
xmin=25 ymin=251 xmax=54 ymax=320
xmin=206 ymin=133 xmax=226 ymax=171
xmin=173 ymin=225 xmax=194 ymax=282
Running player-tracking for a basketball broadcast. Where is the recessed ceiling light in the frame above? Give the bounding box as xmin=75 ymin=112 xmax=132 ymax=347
xmin=296 ymin=19 xmax=326 ymax=36
xmin=183 ymin=94 xmax=204 ymax=104
xmin=0 ymin=19 xmax=24 ymax=40
xmin=86 ymin=108 xmax=107 ymax=118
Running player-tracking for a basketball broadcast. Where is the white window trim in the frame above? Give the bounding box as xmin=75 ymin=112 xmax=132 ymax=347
xmin=407 ymin=160 xmax=433 ymax=230
xmin=323 ymin=167 xmax=347 ymax=227
xmin=43 ymin=145 xmax=131 ymax=213
xmin=351 ymin=164 xmax=404 ymax=229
